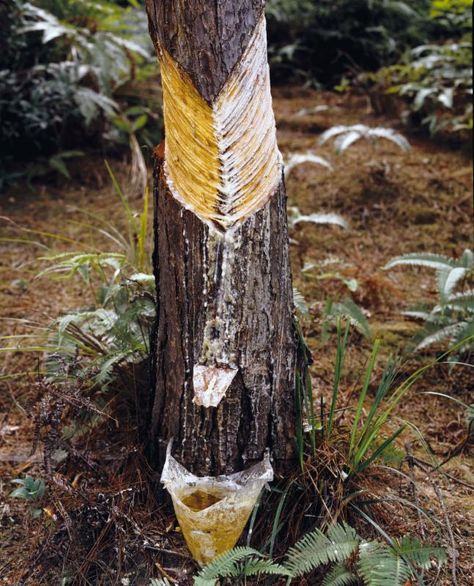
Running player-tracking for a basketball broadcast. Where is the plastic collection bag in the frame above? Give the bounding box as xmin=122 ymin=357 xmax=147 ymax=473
xmin=161 ymin=444 xmax=274 ymax=566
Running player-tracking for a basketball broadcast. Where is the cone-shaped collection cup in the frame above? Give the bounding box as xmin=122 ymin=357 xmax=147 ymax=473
xmin=161 ymin=445 xmax=273 ymax=566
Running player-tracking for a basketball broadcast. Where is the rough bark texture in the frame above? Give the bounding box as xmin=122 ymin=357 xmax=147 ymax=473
xmin=146 ymin=1 xmax=297 ymax=476
xmin=146 ymin=0 xmax=265 ymax=103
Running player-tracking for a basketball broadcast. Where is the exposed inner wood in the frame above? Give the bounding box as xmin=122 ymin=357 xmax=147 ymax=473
xmin=160 ymin=15 xmax=281 ymax=229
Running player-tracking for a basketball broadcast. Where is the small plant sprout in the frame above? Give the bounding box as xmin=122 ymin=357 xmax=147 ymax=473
xmin=284 ymin=151 xmax=333 ymax=175
xmin=10 ymin=476 xmax=46 ymax=501
xmin=10 ymin=476 xmax=46 ymax=519
xmin=320 ymin=124 xmax=411 ymax=154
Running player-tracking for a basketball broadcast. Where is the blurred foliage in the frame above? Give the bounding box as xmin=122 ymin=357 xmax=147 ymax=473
xmin=366 ymin=43 xmax=472 ymax=136
xmin=362 ymin=2 xmax=472 ymax=137
xmin=266 ymin=0 xmax=433 ymax=84
xmin=0 ymin=0 xmax=161 ymax=191
xmin=265 ymin=0 xmax=472 ymax=139
xmin=266 ymin=1 xmax=472 ymax=85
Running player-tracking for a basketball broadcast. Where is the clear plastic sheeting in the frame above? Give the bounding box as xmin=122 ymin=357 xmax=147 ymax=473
xmin=161 ymin=444 xmax=274 ymax=566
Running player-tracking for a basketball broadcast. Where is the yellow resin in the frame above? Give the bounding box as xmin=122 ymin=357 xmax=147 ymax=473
xmin=158 ymin=15 xmax=281 ymax=229
xmin=173 ymin=486 xmax=257 ymax=566
xmin=159 ymin=49 xmax=221 ymax=220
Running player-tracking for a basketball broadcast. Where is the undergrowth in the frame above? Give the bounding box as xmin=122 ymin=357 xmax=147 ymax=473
xmin=189 ymin=523 xmax=446 ymax=585
xmin=385 ymin=249 xmax=474 ymax=355
xmin=0 ymin=0 xmax=162 ymax=190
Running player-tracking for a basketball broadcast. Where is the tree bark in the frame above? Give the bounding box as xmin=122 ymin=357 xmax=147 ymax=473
xmin=146 ymin=0 xmax=297 ymax=476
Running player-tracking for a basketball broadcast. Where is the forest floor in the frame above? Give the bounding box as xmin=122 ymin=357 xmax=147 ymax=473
xmin=0 ymin=87 xmax=472 ymax=585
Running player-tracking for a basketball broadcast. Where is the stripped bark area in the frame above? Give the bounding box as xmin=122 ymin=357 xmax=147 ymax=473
xmin=146 ymin=0 xmax=297 ymax=475
xmin=160 ymin=16 xmax=281 ymax=228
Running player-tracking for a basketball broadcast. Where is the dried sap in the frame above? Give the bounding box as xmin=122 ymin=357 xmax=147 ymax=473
xmin=173 ymin=486 xmax=257 ymax=566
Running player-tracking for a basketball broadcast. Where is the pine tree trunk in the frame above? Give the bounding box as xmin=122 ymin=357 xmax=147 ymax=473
xmin=145 ymin=0 xmax=297 ymax=476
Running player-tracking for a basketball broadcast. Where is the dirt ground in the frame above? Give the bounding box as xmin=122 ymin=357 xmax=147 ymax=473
xmin=0 ymin=87 xmax=472 ymax=584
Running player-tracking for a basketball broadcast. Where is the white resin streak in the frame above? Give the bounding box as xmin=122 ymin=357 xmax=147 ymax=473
xmin=163 ymin=15 xmax=282 ymax=230
xmin=213 ymin=17 xmax=282 ymax=226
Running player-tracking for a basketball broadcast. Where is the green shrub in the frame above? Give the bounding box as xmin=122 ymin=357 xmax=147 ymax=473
xmin=364 ymin=39 xmax=472 ymax=136
xmin=0 ymin=0 xmax=161 ymax=190
xmin=1 ymin=165 xmax=154 ymax=393
xmin=429 ymin=0 xmax=473 ymax=37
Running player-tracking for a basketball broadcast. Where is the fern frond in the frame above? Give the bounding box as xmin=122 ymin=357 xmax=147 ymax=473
xmin=453 ymin=319 xmax=474 ymax=349
xmin=437 ymin=266 xmax=468 ymax=299
xmin=334 ymin=131 xmax=362 ymax=153
xmin=193 ymin=578 xmax=215 ymax=586
xmin=95 ymin=350 xmax=132 ymax=385
xmin=284 ymin=522 xmax=360 ymax=578
xmin=240 ymin=558 xmax=290 ymax=577
xmin=460 ymin=249 xmax=474 ymax=267
xmin=322 ymin=563 xmax=358 ymax=586
xmin=194 ymin=547 xmax=262 ymax=583
xmin=285 ymin=152 xmax=333 ymax=173
xmin=129 ymin=272 xmax=156 ymax=285
xmin=442 ymin=290 xmax=474 ymax=313
xmin=394 ymin=536 xmax=447 ymax=569
xmin=402 ymin=310 xmax=435 ymax=321
xmin=288 ymin=206 xmax=348 ymax=229
xmin=367 ymin=127 xmax=410 ymax=151
xmin=150 ymin=579 xmax=172 ymax=586
xmin=415 ymin=321 xmax=467 ymax=350
xmin=293 ymin=287 xmax=309 ymax=316
xmin=384 ymin=252 xmax=457 ymax=271
xmin=320 ymin=124 xmax=410 ymax=153
xmin=358 ymin=541 xmax=411 ymax=586
xmin=319 ymin=125 xmax=355 ymax=143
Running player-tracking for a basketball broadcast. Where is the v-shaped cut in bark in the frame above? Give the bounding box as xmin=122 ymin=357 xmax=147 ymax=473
xmin=159 ymin=15 xmax=282 ymax=230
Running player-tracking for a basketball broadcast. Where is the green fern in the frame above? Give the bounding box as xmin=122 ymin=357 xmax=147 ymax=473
xmin=285 ymin=151 xmax=333 ymax=174
xmin=283 ymin=522 xmax=360 ymax=577
xmin=194 ymin=547 xmax=259 ymax=584
xmin=192 ymin=523 xmax=446 ymax=585
xmin=193 ymin=547 xmax=286 ymax=585
xmin=288 ymin=206 xmax=348 ymax=230
xmin=394 ymin=536 xmax=447 ymax=569
xmin=320 ymin=124 xmax=410 ymax=153
xmin=293 ymin=287 xmax=309 ymax=316
xmin=385 ymin=249 xmax=474 ymax=354
xmin=239 ymin=558 xmax=289 ymax=577
xmin=384 ymin=251 xmax=459 ymax=272
xmin=324 ymin=298 xmax=372 ymax=340
xmin=322 ymin=564 xmax=358 ymax=586
xmin=358 ymin=541 xmax=411 ymax=586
